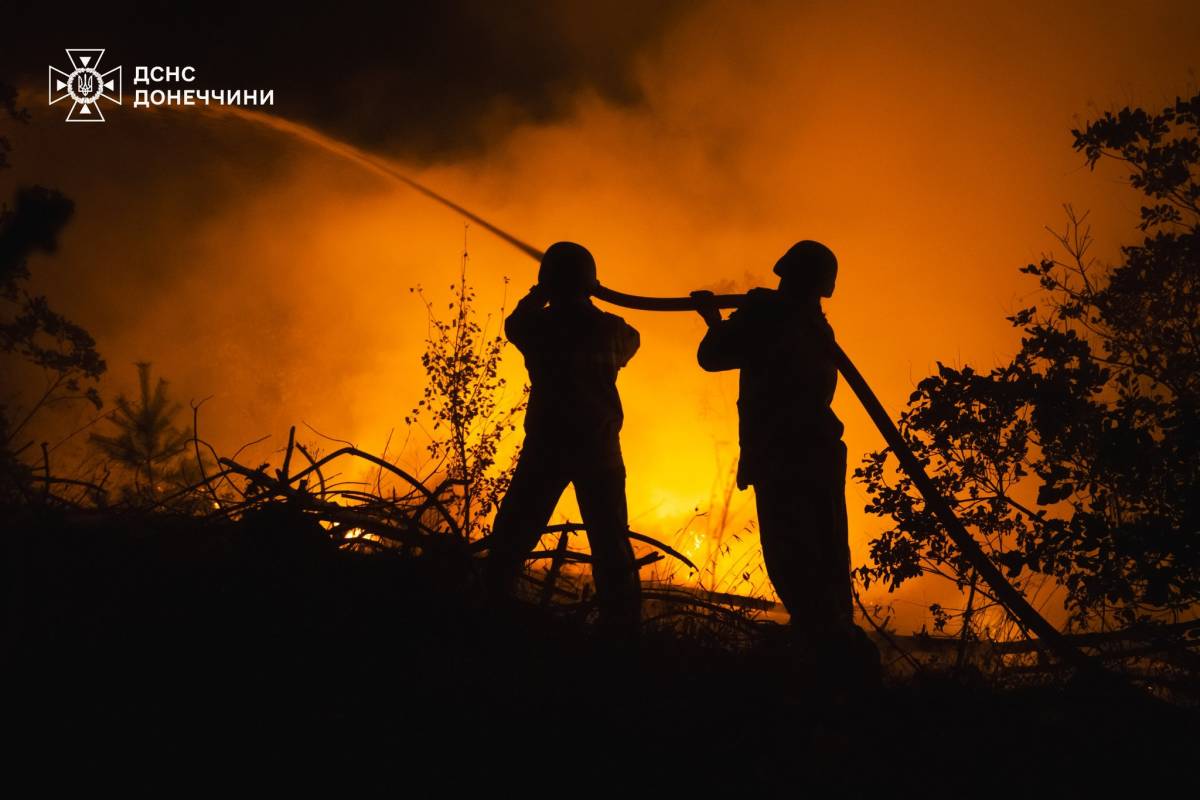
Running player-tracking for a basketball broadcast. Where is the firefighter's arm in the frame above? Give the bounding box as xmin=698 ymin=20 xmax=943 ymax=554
xmin=504 ymin=284 xmax=548 ymax=351
xmin=696 ymin=320 xmax=743 ymax=372
xmin=694 ymin=290 xmax=758 ymax=372
xmin=690 ymin=290 xmax=723 ymax=327
xmin=615 ymin=320 xmax=640 ymax=368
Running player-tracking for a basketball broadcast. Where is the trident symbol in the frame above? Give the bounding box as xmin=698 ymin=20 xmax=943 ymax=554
xmin=77 ymin=74 xmax=95 ymax=97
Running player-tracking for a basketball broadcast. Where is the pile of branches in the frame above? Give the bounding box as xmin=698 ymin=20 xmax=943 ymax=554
xmin=25 ymin=423 xmax=762 ymax=647
xmin=22 ymin=423 xmax=1200 ymax=687
xmin=857 ymin=600 xmax=1200 ymax=703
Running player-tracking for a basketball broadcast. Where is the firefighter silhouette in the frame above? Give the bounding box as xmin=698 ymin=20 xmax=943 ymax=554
xmin=691 ymin=241 xmax=874 ymax=666
xmin=484 ymin=242 xmax=642 ymax=632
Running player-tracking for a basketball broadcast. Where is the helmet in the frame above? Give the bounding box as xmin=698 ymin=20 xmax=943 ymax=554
xmin=538 ymin=241 xmax=598 ymax=296
xmin=773 ymin=240 xmax=838 ymax=297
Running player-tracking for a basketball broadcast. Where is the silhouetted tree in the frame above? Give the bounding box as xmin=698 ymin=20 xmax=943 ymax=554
xmin=407 ymin=244 xmax=528 ymax=540
xmin=1 ymin=81 xmax=106 ymax=502
xmin=856 ymin=92 xmax=1199 ymax=632
xmin=0 ymin=81 xmax=30 ymax=170
xmin=89 ymin=362 xmax=193 ymax=503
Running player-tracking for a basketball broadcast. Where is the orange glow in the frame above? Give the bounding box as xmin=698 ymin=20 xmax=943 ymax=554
xmin=7 ymin=0 xmax=1198 ymax=629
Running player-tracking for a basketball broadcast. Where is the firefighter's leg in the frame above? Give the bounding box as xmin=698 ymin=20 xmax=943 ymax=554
xmin=754 ymin=477 xmax=824 ymax=625
xmin=809 ymin=444 xmax=881 ymax=681
xmin=812 ymin=471 xmax=854 ymax=634
xmin=484 ymin=447 xmax=570 ymax=603
xmin=573 ymin=453 xmax=641 ymax=633
xmin=815 ymin=474 xmax=882 ymax=684
xmin=757 ymin=442 xmax=854 ymax=630
xmin=790 ymin=441 xmax=853 ymax=634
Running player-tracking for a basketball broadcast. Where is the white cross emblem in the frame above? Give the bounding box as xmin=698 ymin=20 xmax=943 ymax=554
xmin=48 ymin=49 xmax=122 ymax=122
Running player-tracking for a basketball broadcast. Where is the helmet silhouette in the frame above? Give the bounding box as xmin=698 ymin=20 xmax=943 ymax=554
xmin=773 ymin=240 xmax=838 ymax=298
xmin=538 ymin=241 xmax=598 ymax=297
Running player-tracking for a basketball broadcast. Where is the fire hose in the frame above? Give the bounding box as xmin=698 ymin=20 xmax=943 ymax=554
xmin=604 ymin=285 xmax=1093 ymax=671
xmin=592 ymin=284 xmax=1104 ymax=666
xmin=236 ymin=108 xmax=1096 ymax=673
xmin=413 ymin=199 xmax=1095 ymax=674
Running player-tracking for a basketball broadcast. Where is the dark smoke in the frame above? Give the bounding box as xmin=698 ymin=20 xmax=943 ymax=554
xmin=1 ymin=0 xmax=691 ymax=162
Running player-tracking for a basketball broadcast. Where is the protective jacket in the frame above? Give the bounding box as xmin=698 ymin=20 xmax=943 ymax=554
xmin=505 ymin=295 xmax=640 ymax=453
xmin=697 ymin=287 xmax=844 ymax=489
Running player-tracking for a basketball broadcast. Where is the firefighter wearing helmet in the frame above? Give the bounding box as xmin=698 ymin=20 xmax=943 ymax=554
xmin=484 ymin=242 xmax=642 ymax=635
xmin=691 ymin=241 xmax=878 ymax=674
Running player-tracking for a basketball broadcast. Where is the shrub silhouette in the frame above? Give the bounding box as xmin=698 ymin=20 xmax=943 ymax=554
xmin=856 ymin=93 xmax=1200 ymax=632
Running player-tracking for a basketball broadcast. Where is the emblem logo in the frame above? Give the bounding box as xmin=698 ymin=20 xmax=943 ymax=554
xmin=48 ymin=49 xmax=122 ymax=122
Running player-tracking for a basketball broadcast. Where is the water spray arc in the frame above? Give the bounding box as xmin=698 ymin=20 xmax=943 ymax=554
xmin=217 ymin=106 xmax=1095 ymax=673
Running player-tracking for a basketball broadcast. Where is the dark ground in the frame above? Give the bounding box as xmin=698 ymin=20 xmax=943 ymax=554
xmin=2 ymin=506 xmax=1195 ymax=794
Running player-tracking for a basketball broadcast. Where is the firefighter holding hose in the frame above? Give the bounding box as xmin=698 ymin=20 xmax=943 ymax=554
xmin=484 ymin=242 xmax=643 ymax=636
xmin=691 ymin=241 xmax=878 ymax=675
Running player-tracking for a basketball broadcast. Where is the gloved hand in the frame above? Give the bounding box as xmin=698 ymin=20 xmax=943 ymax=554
xmin=522 ymin=283 xmax=551 ymax=307
xmin=689 ymin=290 xmax=722 ymax=326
